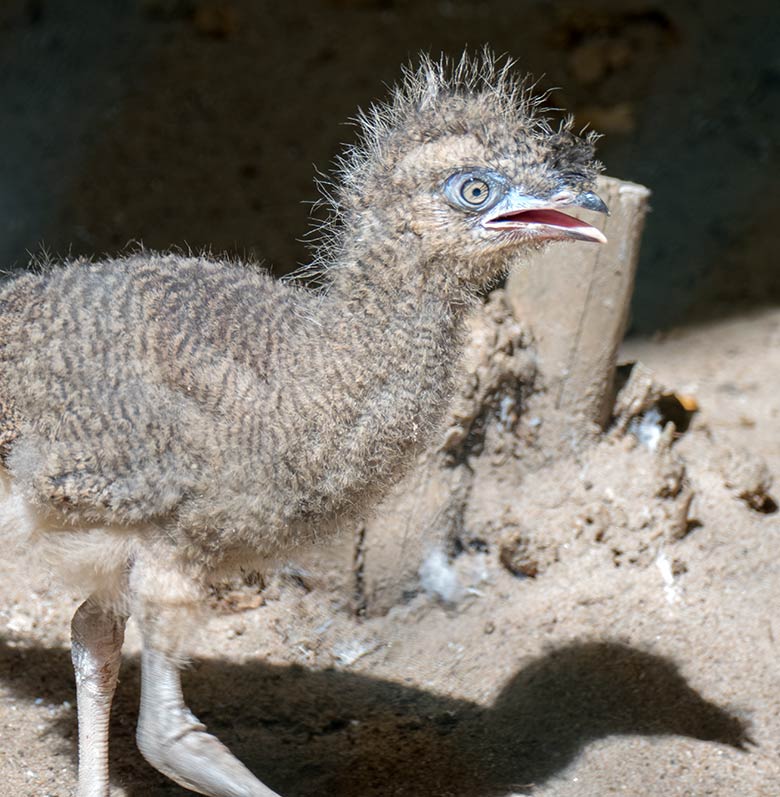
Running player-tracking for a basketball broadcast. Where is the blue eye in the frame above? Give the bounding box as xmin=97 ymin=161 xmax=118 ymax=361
xmin=461 ymin=178 xmax=490 ymax=205
xmin=443 ymin=169 xmax=507 ymax=212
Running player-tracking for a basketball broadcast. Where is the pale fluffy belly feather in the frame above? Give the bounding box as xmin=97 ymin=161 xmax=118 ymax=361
xmin=0 ymin=469 xmax=139 ymax=606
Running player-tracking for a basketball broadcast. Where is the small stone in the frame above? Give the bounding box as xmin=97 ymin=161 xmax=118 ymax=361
xmin=671 ymin=559 xmax=688 ymax=576
xmin=499 ymin=534 xmax=540 ymax=578
xmin=723 ymin=448 xmax=775 ymax=511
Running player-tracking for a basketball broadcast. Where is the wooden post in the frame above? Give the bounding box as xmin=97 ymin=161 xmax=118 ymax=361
xmin=506 ymin=176 xmax=651 ymax=431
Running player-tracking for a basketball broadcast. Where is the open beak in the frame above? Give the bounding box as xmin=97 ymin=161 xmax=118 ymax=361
xmin=482 ymin=189 xmax=608 ymax=244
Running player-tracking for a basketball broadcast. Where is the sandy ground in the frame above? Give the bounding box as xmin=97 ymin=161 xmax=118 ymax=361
xmin=1 ymin=3 xmax=779 ymax=795
xmin=1 ymin=307 xmax=779 ymax=797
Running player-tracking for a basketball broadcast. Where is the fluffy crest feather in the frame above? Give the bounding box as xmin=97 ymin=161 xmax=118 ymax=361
xmin=335 ymin=50 xmax=552 ymax=191
xmin=291 ymin=50 xmax=600 ymax=283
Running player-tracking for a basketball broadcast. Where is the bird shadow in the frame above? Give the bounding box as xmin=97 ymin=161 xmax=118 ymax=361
xmin=0 ymin=635 xmax=751 ymax=796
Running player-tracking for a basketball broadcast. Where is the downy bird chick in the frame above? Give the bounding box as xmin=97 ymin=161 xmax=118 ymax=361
xmin=0 ymin=53 xmax=607 ymax=797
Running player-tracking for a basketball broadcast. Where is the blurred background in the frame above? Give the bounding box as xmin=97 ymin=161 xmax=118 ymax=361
xmin=0 ymin=0 xmax=777 ymax=333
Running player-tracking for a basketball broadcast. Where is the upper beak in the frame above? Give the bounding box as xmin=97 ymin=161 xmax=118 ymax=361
xmin=482 ymin=189 xmax=609 ymax=244
xmin=571 ymin=190 xmax=610 ymax=215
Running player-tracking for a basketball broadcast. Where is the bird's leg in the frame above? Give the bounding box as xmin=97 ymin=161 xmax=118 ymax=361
xmin=71 ymin=598 xmax=127 ymax=797
xmin=131 ymin=554 xmax=280 ymax=797
xmin=136 ymin=646 xmax=280 ymax=797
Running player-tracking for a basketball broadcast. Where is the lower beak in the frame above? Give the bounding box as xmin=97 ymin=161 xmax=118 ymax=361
xmin=482 ymin=207 xmax=607 ymax=244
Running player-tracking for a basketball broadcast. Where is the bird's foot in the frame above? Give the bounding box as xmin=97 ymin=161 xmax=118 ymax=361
xmin=138 ymin=710 xmax=279 ymax=797
xmin=137 ymin=648 xmax=280 ymax=797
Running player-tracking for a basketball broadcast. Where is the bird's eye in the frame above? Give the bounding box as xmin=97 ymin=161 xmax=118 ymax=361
xmin=460 ymin=178 xmax=490 ymax=206
xmin=443 ymin=169 xmax=507 ymax=213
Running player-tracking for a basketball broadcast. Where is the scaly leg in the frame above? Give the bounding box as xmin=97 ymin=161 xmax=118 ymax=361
xmin=136 ymin=646 xmax=280 ymax=797
xmin=71 ymin=598 xmax=127 ymax=797
xmin=130 ymin=551 xmax=280 ymax=797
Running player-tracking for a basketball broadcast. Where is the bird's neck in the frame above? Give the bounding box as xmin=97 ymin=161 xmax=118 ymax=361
xmin=320 ymin=245 xmax=473 ymax=399
xmin=317 ymin=248 xmax=470 ymax=425
xmin=276 ymin=247 xmax=472 ymax=529
xmin=325 ymin=231 xmax=478 ymax=313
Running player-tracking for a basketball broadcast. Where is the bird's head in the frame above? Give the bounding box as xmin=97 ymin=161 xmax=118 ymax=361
xmin=313 ymin=52 xmax=607 ymax=294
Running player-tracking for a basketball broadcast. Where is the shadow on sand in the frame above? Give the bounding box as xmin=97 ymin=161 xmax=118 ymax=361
xmin=0 ymin=635 xmax=750 ymax=796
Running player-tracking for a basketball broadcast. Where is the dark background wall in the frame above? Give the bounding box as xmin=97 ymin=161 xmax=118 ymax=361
xmin=1 ymin=0 xmax=778 ymax=333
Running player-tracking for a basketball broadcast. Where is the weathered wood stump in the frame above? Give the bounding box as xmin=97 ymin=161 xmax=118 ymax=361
xmin=506 ymin=175 xmax=652 ymax=437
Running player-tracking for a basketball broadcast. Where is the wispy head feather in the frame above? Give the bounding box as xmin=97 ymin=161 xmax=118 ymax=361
xmin=335 ymin=50 xmax=556 ymax=195
xmin=293 ymin=50 xmax=602 ymax=282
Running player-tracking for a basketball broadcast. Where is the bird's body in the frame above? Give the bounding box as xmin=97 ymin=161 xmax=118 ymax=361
xmin=0 ymin=254 xmax=457 ymax=589
xmin=0 ymin=53 xmax=607 ymax=796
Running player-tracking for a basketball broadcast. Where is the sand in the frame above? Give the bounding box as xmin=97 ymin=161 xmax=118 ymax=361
xmin=1 ymin=303 xmax=779 ymax=797
xmin=1 ymin=2 xmax=778 ymax=793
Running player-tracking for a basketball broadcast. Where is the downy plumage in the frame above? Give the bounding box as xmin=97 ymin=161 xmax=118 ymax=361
xmin=0 ymin=52 xmax=606 ymax=797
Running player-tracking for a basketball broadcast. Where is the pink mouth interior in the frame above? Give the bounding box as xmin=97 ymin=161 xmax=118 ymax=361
xmin=490 ymin=208 xmax=588 ymax=228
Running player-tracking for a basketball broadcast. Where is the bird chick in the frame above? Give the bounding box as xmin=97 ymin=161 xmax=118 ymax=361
xmin=0 ymin=53 xmax=607 ymax=797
